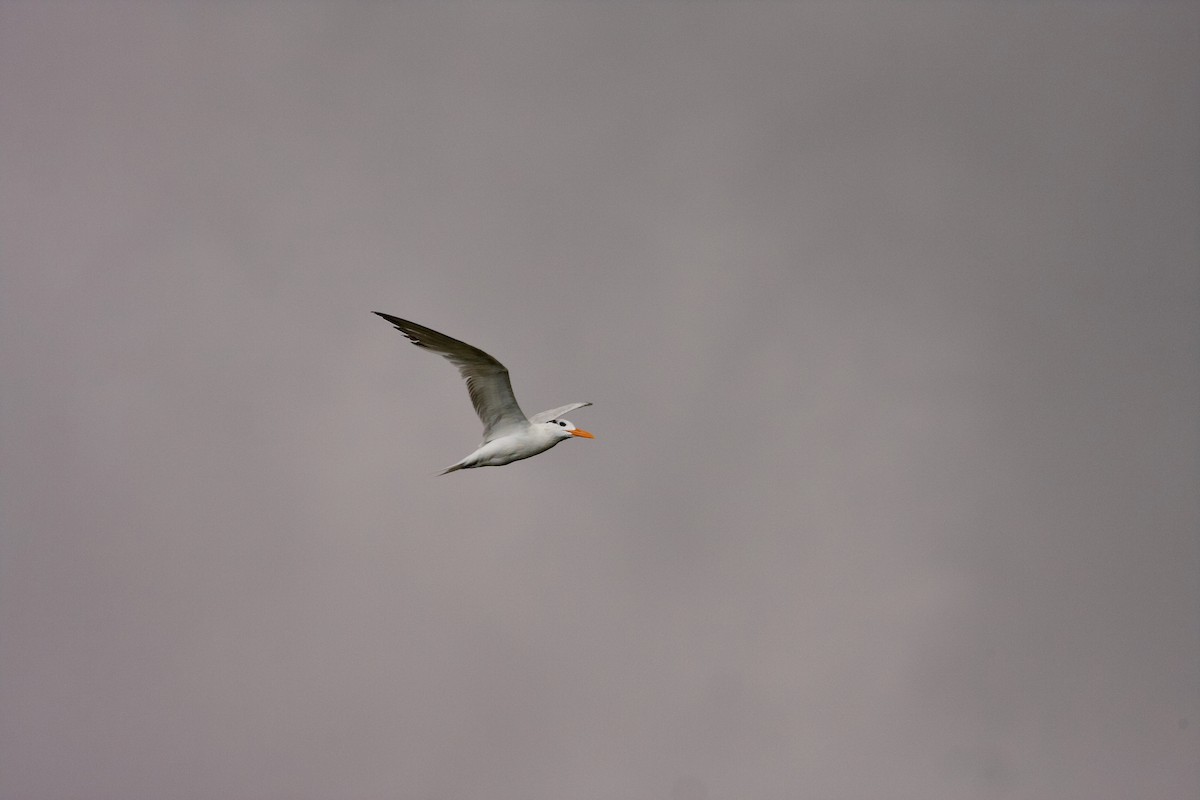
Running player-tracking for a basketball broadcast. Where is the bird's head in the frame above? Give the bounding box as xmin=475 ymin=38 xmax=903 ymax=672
xmin=545 ymin=418 xmax=594 ymax=441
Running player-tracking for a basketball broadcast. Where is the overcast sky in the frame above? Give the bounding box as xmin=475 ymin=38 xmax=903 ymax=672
xmin=2 ymin=3 xmax=1197 ymax=799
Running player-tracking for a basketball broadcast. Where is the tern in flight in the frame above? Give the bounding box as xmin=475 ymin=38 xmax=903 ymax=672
xmin=374 ymin=313 xmax=594 ymax=474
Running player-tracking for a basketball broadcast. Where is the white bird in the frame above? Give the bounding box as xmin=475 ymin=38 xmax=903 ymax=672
xmin=374 ymin=312 xmax=594 ymax=474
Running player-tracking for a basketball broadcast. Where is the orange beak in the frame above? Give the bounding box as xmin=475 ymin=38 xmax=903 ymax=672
xmin=570 ymin=428 xmax=595 ymax=439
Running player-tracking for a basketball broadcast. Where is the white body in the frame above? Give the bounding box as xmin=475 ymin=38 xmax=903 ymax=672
xmin=445 ymin=421 xmax=576 ymax=472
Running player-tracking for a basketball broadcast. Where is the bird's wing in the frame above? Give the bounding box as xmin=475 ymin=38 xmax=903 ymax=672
xmin=374 ymin=313 xmax=528 ymax=440
xmin=529 ymin=402 xmax=593 ymax=424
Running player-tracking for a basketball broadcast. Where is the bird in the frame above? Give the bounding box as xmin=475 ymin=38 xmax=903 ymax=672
xmin=373 ymin=312 xmax=594 ymax=474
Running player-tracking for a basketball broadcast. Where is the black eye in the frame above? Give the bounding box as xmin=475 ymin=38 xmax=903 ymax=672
xmin=558 ymin=421 xmax=567 ymax=427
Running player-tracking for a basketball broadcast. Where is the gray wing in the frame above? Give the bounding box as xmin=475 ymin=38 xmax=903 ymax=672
xmin=529 ymin=402 xmax=592 ymax=424
xmin=374 ymin=312 xmax=528 ymax=440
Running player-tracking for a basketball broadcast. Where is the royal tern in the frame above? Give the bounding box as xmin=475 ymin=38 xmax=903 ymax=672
xmin=374 ymin=312 xmax=594 ymax=474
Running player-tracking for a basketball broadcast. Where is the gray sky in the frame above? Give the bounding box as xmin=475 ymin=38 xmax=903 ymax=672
xmin=2 ymin=3 xmax=1197 ymax=798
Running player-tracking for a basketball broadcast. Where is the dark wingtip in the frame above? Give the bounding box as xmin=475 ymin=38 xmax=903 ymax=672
xmin=374 ymin=311 xmax=404 ymax=327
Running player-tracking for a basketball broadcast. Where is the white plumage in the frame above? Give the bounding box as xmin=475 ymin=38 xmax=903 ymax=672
xmin=374 ymin=313 xmax=594 ymax=474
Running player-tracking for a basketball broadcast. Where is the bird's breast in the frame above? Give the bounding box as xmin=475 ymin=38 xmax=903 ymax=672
xmin=470 ymin=430 xmax=560 ymax=467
